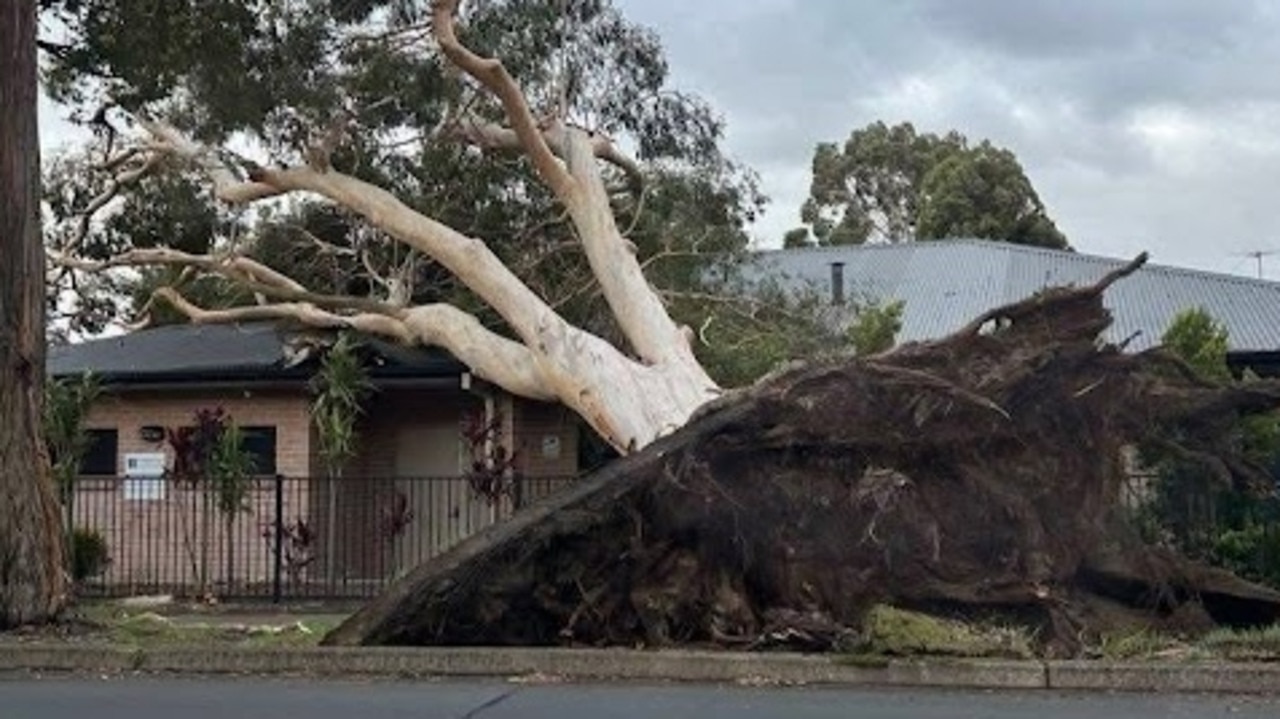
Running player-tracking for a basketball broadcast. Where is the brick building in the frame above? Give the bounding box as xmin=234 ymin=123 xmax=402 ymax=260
xmin=49 ymin=322 xmax=581 ymax=597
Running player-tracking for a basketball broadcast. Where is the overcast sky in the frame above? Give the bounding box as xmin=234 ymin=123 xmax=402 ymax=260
xmin=39 ymin=1 xmax=1280 ymax=279
xmin=610 ymin=0 xmax=1280 ymax=278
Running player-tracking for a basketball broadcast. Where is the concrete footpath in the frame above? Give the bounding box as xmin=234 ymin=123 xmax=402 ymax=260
xmin=2 ymin=644 xmax=1279 ymax=695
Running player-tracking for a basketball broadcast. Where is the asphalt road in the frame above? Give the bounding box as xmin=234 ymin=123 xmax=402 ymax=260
xmin=1 ymin=676 xmax=1277 ymax=718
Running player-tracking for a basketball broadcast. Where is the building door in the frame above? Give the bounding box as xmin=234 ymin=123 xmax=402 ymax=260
xmin=393 ymin=425 xmax=486 ymax=570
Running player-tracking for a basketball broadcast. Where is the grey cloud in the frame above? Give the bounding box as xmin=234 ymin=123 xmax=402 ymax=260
xmin=913 ymin=0 xmax=1280 ymax=118
xmin=37 ymin=0 xmax=1280 ymax=279
xmin=611 ymin=0 xmax=1280 ymax=277
xmin=914 ymin=0 xmax=1254 ymax=61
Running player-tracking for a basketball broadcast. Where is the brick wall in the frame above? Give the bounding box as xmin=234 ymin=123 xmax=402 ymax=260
xmin=71 ymin=383 xmax=581 ymax=595
xmin=74 ymin=387 xmax=315 ymax=592
xmin=84 ymin=388 xmax=315 ymax=476
xmin=512 ymin=398 xmax=579 ymax=478
xmin=310 ymin=386 xmax=480 ymax=581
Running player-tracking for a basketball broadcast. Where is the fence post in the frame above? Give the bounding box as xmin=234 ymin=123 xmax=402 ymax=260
xmin=272 ymin=474 xmax=284 ymax=604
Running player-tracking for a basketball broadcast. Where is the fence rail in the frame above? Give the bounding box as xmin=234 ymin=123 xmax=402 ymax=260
xmin=67 ymin=473 xmax=576 ymax=600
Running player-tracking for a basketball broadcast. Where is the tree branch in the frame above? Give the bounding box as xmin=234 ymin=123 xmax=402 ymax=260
xmin=152 ymin=287 xmax=553 ymax=401
xmin=558 ymin=127 xmax=702 ymax=366
xmin=432 ymin=0 xmax=575 ymax=200
xmin=153 ymin=286 xmax=392 ymax=330
xmin=49 ymin=247 xmax=396 ymax=317
xmin=65 ymin=151 xmax=164 ymax=252
xmin=138 ymin=119 xmax=282 ymax=203
xmin=454 ymin=116 xmax=644 ymax=191
xmin=53 ymin=244 xmax=557 ymax=402
xmin=241 ymin=165 xmax=579 ymax=350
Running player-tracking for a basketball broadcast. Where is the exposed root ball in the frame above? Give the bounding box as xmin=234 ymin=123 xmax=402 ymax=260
xmin=325 ymin=254 xmax=1280 ymax=656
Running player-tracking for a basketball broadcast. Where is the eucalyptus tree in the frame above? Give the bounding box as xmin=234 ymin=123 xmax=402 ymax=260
xmin=42 ymin=0 xmax=770 ymax=451
xmin=2 ymin=0 xmax=67 ymax=628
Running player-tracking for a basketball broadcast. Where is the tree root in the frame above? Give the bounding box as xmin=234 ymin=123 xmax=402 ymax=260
xmin=324 ymin=253 xmax=1280 ymax=654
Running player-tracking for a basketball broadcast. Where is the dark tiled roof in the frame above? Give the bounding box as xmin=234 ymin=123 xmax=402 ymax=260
xmin=48 ymin=322 xmax=466 ymax=385
xmin=748 ymin=239 xmax=1280 ymax=352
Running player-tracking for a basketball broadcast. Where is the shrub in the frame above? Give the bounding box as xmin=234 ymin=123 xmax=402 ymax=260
xmin=71 ymin=527 xmax=111 ymax=582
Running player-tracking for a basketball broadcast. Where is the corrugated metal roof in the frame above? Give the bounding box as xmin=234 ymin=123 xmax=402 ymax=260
xmin=748 ymin=239 xmax=1280 ymax=352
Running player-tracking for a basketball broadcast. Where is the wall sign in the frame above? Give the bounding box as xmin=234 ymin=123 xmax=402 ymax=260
xmin=122 ymin=452 xmax=166 ymax=501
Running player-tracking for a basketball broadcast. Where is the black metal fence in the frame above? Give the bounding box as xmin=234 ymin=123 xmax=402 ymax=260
xmin=67 ymin=474 xmax=576 ymax=600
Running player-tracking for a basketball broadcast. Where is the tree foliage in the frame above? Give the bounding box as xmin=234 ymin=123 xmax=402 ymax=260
xmin=310 ymin=333 xmax=375 ymax=477
xmin=847 ymin=299 xmax=904 ymax=356
xmin=42 ymin=372 xmax=100 ymax=502
xmin=795 ymin=121 xmax=1068 ymax=249
xmin=1161 ymin=307 xmax=1231 ymax=383
xmin=40 ymin=0 xmax=764 ymax=365
xmin=1136 ymin=307 xmax=1280 ymax=588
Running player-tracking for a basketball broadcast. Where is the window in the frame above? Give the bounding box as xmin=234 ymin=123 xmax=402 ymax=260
xmin=240 ymin=426 xmax=277 ymax=475
xmin=80 ymin=429 xmax=118 ymax=476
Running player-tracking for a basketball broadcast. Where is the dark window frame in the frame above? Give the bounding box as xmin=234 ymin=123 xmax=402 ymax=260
xmin=239 ymin=426 xmax=277 ymax=475
xmin=79 ymin=429 xmax=119 ymax=476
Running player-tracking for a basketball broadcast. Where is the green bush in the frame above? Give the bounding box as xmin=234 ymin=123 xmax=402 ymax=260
xmin=71 ymin=527 xmax=111 ymax=582
xmin=1211 ymin=523 xmax=1280 ymax=588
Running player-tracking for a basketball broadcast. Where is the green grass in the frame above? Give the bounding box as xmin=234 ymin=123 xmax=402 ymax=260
xmin=58 ymin=603 xmax=345 ymax=649
xmin=1089 ymin=623 xmax=1280 ymax=662
xmin=1095 ymin=627 xmax=1187 ymax=660
xmin=1195 ymin=624 xmax=1280 ymax=660
xmin=104 ymin=612 xmax=340 ymax=648
xmin=844 ymin=605 xmax=1036 ymax=660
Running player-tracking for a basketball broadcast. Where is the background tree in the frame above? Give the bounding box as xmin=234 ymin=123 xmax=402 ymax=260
xmin=1160 ymin=308 xmax=1232 ymax=383
xmin=1 ymin=0 xmax=69 ymax=628
xmin=1136 ymin=307 xmax=1280 ymax=588
xmin=794 ymin=121 xmax=1068 ymax=249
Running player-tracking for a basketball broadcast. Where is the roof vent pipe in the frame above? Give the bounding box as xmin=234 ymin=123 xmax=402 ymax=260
xmin=830 ymin=261 xmax=846 ymax=305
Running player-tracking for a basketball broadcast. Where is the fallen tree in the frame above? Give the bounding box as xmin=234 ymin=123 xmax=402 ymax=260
xmin=324 ymin=256 xmax=1280 ymax=656
xmin=40 ymin=1 xmax=1280 ymax=650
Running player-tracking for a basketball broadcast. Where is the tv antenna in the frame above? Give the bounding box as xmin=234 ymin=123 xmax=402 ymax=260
xmin=1236 ymin=250 xmax=1279 ymax=279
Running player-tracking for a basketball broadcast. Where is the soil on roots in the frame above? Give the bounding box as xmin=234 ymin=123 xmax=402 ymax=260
xmin=324 ymin=254 xmax=1280 ymax=657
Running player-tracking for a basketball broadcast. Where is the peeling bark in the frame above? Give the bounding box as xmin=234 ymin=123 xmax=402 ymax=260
xmin=0 ymin=0 xmax=69 ymax=628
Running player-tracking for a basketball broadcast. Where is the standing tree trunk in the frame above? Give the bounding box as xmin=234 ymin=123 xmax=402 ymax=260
xmin=0 ymin=0 xmax=69 ymax=628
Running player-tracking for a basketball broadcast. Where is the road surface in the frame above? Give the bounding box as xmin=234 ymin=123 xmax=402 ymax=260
xmin=1 ymin=676 xmax=1275 ymax=718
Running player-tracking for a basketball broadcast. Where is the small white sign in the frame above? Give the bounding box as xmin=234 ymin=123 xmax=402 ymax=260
xmin=540 ymin=435 xmax=561 ymax=459
xmin=124 ymin=453 xmax=166 ymax=477
xmin=123 ymin=452 xmax=167 ymax=501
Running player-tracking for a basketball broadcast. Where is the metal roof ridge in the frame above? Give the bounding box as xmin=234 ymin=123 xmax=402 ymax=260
xmin=754 ymin=239 xmax=1280 ymax=291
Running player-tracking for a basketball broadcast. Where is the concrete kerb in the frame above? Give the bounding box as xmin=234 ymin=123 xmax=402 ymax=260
xmin=1047 ymin=660 xmax=1280 ymax=694
xmin=0 ymin=645 xmax=143 ymax=674
xmin=0 ymin=645 xmax=1042 ymax=687
xmin=2 ymin=645 xmax=1277 ymax=695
